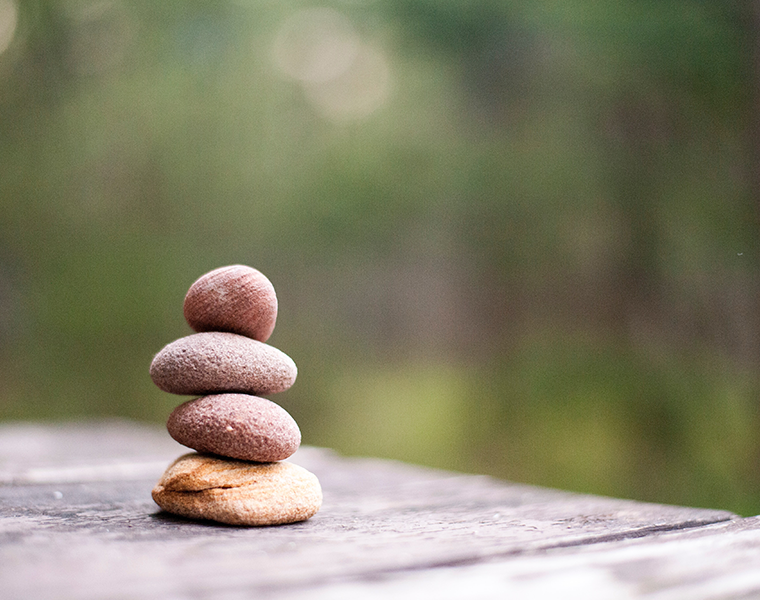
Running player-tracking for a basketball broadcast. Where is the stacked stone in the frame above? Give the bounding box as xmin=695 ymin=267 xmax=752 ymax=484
xmin=149 ymin=265 xmax=322 ymax=526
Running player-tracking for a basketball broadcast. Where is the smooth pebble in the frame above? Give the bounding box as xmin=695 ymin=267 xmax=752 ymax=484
xmin=149 ymin=332 xmax=297 ymax=396
xmin=167 ymin=394 xmax=301 ymax=462
xmin=184 ymin=265 xmax=278 ymax=342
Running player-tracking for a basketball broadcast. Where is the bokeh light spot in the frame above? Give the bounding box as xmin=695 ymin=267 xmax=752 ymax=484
xmin=306 ymin=44 xmax=391 ymax=121
xmin=272 ymin=8 xmax=359 ymax=83
xmin=65 ymin=0 xmax=134 ymax=75
xmin=0 ymin=0 xmax=18 ymax=56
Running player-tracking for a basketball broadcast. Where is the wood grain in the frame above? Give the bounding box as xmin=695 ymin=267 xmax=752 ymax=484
xmin=0 ymin=421 xmax=754 ymax=599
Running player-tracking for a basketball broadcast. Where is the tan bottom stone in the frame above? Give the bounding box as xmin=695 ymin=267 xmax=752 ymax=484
xmin=152 ymin=453 xmax=322 ymax=526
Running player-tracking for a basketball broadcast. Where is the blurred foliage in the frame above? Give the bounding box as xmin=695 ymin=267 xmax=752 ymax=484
xmin=2 ymin=0 xmax=760 ymax=515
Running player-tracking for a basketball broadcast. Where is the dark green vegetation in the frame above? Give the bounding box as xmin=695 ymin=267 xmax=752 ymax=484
xmin=2 ymin=0 xmax=760 ymax=515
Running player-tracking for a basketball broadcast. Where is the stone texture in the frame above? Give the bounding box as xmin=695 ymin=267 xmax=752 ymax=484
xmin=149 ymin=332 xmax=297 ymax=396
xmin=167 ymin=394 xmax=301 ymax=462
xmin=183 ymin=265 xmax=278 ymax=342
xmin=151 ymin=453 xmax=322 ymax=526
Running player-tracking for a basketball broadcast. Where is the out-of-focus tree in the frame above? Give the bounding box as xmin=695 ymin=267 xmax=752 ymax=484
xmin=2 ymin=0 xmax=760 ymax=515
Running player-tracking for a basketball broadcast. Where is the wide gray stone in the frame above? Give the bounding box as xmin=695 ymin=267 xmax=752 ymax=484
xmin=149 ymin=332 xmax=297 ymax=396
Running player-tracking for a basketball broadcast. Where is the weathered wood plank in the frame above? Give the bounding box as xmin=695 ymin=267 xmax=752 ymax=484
xmin=0 ymin=421 xmax=747 ymax=599
xmin=286 ymin=517 xmax=760 ymax=600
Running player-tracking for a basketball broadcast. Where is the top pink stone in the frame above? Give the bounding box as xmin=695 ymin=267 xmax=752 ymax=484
xmin=183 ymin=265 xmax=278 ymax=342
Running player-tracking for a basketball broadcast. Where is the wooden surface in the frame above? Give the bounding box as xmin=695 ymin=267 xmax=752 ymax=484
xmin=1 ymin=421 xmax=759 ymax=599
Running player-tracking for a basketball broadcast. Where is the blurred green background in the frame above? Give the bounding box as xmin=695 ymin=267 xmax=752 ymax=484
xmin=2 ymin=0 xmax=760 ymax=515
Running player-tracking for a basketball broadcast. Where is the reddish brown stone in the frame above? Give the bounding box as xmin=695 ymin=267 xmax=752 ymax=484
xmin=183 ymin=265 xmax=278 ymax=343
xmin=167 ymin=394 xmax=301 ymax=462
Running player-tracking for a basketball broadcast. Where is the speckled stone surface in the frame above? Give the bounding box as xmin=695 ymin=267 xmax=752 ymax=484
xmin=151 ymin=452 xmax=322 ymax=526
xmin=167 ymin=394 xmax=301 ymax=462
xmin=183 ymin=265 xmax=278 ymax=342
xmin=149 ymin=332 xmax=297 ymax=396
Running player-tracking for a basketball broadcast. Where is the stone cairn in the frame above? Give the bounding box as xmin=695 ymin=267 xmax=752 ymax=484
xmin=149 ymin=265 xmax=322 ymax=526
